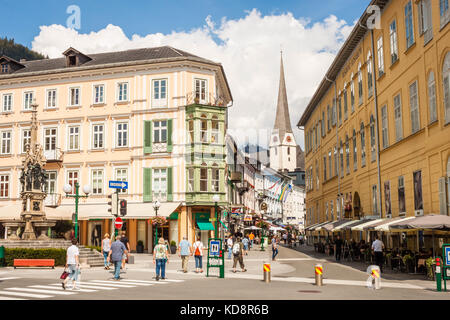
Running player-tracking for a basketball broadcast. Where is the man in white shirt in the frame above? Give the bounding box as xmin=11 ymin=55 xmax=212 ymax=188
xmin=371 ymin=235 xmax=385 ymax=273
xmin=62 ymin=238 xmax=80 ymax=290
xmin=227 ymin=236 xmax=233 ymax=260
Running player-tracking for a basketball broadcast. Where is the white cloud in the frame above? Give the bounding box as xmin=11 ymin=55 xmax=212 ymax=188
xmin=31 ymin=9 xmax=354 ymax=150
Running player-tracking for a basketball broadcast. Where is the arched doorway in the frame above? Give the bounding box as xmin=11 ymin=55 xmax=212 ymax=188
xmin=353 ymin=192 xmax=361 ymax=219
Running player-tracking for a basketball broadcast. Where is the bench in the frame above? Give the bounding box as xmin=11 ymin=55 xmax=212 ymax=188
xmin=13 ymin=259 xmax=55 ymax=269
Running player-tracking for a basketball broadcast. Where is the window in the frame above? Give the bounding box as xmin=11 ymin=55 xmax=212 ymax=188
xmin=328 ymin=150 xmax=332 ymax=180
xmin=360 ymin=122 xmax=366 ymax=167
xmin=330 ymin=201 xmax=334 ymax=221
xmin=23 ymin=91 xmax=33 ymax=110
xmin=394 ymin=94 xmax=403 ymax=141
xmin=188 ymin=168 xmax=194 ymax=192
xmin=409 ymin=81 xmax=420 ymax=133
xmin=116 ymin=122 xmax=128 ymax=147
xmin=200 ymin=115 xmax=208 ymax=143
xmin=46 ymin=171 xmax=57 ymax=194
xmin=0 ymin=175 xmax=9 ymax=198
xmin=1 ymin=64 xmax=8 ymax=73
xmin=44 ymin=128 xmax=57 ymax=156
xmin=325 ymin=202 xmax=328 ymax=220
xmin=115 ymin=168 xmax=128 ymax=194
xmin=2 ymin=94 xmax=12 ymax=112
xmin=405 ymin=1 xmax=415 ymax=49
xmin=370 ymin=115 xmax=376 ymax=162
xmin=211 ymin=116 xmax=219 ymax=143
xmin=381 ymin=105 xmax=389 ymax=149
xmin=428 ymin=72 xmax=437 ymax=123
xmin=69 ymin=87 xmax=80 ymax=106
xmin=91 ymin=169 xmax=104 ymax=195
xmin=345 ymin=135 xmax=350 ymax=174
xmin=200 ymin=164 xmax=208 ymax=192
xmin=323 ymin=156 xmax=327 ymax=181
xmin=68 ymin=126 xmax=79 ymax=151
xmin=321 ymin=112 xmax=325 ymax=137
xmin=339 ymin=140 xmax=344 ymax=178
xmin=46 ymin=89 xmax=57 ymax=108
xmin=343 ymin=88 xmax=348 ymax=120
xmin=92 ymin=124 xmax=104 ymax=149
xmin=117 ymin=82 xmax=128 ymax=102
xmin=316 ymin=160 xmax=319 ymax=189
xmin=21 ymin=129 xmax=31 ymax=153
xmin=350 ymin=79 xmax=355 ymax=112
xmin=152 ymin=79 xmax=167 ymax=108
xmin=327 ymin=105 xmax=330 ymax=131
xmin=188 ymin=120 xmax=194 ymax=143
xmin=419 ymin=0 xmax=433 ymax=44
xmin=398 ymin=176 xmax=406 ymax=214
xmin=212 ymin=165 xmax=220 ymax=192
xmin=358 ymin=63 xmax=363 ymax=105
xmin=353 ymin=129 xmax=357 ymax=171
xmin=67 ymin=170 xmax=79 ymax=195
xmin=367 ymin=52 xmax=373 ymax=97
xmin=372 ymin=185 xmax=378 ymax=215
xmin=338 ymin=96 xmax=342 ymax=126
xmin=443 ymin=52 xmax=450 ymax=124
xmin=413 ymin=170 xmax=424 ymax=213
xmin=0 ymin=131 xmax=11 ymax=154
xmin=153 ymin=120 xmax=167 ymax=143
xmin=334 ymin=146 xmax=338 ymax=177
xmin=377 ymin=36 xmax=384 ymax=76
xmin=332 ymin=99 xmax=337 ymax=126
xmin=93 ymin=85 xmax=104 ymax=104
xmin=441 ymin=0 xmax=450 ymax=28
xmin=390 ymin=20 xmax=399 ymax=64
xmin=195 ymin=79 xmax=207 ymax=104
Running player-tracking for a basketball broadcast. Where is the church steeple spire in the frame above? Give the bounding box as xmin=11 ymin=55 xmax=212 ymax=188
xmin=273 ymin=52 xmax=293 ymax=141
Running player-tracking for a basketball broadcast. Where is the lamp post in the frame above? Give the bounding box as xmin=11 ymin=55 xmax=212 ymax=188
xmin=153 ymin=200 xmax=161 ymax=247
xmin=212 ymin=194 xmax=220 ymax=239
xmin=63 ymin=183 xmax=91 ymax=241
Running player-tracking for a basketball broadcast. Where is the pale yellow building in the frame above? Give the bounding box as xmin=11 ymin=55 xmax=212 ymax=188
xmin=0 ymin=46 xmax=232 ymax=251
xmin=298 ymin=0 xmax=450 ymax=249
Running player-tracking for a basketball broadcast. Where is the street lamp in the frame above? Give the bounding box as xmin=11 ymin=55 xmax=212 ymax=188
xmin=212 ymin=194 xmax=220 ymax=239
xmin=64 ymin=182 xmax=91 ymax=241
xmin=153 ymin=200 xmax=161 ymax=246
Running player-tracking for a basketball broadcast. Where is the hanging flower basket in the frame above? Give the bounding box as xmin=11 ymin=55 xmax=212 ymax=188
xmin=148 ymin=216 xmax=167 ymax=226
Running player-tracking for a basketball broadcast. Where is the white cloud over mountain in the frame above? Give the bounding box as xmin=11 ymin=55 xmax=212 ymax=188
xmin=31 ymin=9 xmax=354 ymax=149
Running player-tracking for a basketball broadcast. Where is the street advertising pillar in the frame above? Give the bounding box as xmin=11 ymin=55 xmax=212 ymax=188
xmin=263 ymin=263 xmax=271 ymax=283
xmin=315 ymin=264 xmax=323 ymax=286
xmin=436 ymin=257 xmax=442 ymax=292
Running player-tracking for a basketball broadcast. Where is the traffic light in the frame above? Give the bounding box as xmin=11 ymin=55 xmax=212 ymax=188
xmin=120 ymin=199 xmax=127 ymax=216
xmin=108 ymin=193 xmax=118 ymax=216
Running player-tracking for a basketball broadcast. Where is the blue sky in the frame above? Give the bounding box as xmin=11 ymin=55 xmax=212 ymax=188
xmin=1 ymin=0 xmax=367 ymax=48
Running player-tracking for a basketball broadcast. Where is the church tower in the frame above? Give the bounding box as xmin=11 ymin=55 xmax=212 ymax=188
xmin=269 ymin=53 xmax=297 ymax=172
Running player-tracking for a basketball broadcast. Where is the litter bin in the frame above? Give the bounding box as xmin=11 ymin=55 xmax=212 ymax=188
xmin=0 ymin=245 xmax=4 ymax=267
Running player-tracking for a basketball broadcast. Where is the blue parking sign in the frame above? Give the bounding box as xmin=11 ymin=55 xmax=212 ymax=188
xmin=446 ymin=246 xmax=450 ymax=266
xmin=209 ymin=240 xmax=220 ymax=256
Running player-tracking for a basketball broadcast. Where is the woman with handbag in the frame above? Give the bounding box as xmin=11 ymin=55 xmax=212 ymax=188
xmin=62 ymin=238 xmax=80 ymax=290
xmin=101 ymin=233 xmax=111 ymax=270
xmin=193 ymin=236 xmax=204 ymax=273
xmin=153 ymin=237 xmax=170 ymax=281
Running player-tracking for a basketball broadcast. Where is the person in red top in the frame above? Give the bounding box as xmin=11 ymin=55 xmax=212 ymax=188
xmin=192 ymin=236 xmax=204 ymax=273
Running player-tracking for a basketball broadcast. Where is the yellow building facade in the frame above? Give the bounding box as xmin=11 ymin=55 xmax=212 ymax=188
xmin=298 ymin=0 xmax=450 ymax=246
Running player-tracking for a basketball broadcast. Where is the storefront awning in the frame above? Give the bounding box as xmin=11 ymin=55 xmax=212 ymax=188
xmin=197 ymin=222 xmax=215 ymax=230
xmin=331 ymin=220 xmax=360 ymax=232
xmin=304 ymin=222 xmax=322 ymax=231
xmin=373 ymin=216 xmax=416 ymax=231
xmin=351 ymin=218 xmax=385 ymax=231
xmin=311 ymin=221 xmax=332 ymax=231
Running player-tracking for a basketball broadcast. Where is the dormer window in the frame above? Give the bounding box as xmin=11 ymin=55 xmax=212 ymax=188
xmin=62 ymin=47 xmax=92 ymax=68
xmin=68 ymin=55 xmax=77 ymax=67
xmin=1 ymin=64 xmax=8 ymax=73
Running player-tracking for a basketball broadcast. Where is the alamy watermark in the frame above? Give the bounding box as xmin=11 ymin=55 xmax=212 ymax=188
xmin=66 ymin=5 xmax=81 ymax=30
xmin=366 ymin=5 xmax=381 ymax=30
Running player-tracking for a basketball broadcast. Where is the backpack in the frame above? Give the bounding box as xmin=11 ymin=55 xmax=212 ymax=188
xmin=232 ymin=243 xmax=241 ymax=255
xmin=194 ymin=242 xmax=201 ymax=256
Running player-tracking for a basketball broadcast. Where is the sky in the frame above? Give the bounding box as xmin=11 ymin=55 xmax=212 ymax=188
xmin=0 ymin=0 xmax=369 ymax=149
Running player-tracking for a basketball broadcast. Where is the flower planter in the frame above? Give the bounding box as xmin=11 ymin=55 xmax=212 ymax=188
xmin=170 ymin=246 xmax=177 ymax=254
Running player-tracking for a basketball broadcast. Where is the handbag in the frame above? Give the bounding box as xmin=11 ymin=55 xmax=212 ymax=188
xmin=60 ymin=269 xmax=69 ymax=280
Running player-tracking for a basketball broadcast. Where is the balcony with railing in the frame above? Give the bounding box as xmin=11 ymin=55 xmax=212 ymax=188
xmin=44 ymin=193 xmax=62 ymax=207
xmin=44 ymin=148 xmax=63 ymax=162
xmin=185 ymin=91 xmax=227 ymax=107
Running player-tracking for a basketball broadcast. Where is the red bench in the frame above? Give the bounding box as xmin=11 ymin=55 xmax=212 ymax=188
xmin=13 ymin=259 xmax=55 ymax=269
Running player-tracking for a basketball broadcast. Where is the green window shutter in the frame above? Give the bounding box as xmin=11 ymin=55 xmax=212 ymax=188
xmin=144 ymin=121 xmax=153 ymax=154
xmin=143 ymin=168 xmax=152 ymax=202
xmin=167 ymin=167 xmax=173 ymax=202
xmin=167 ymin=119 xmax=173 ymax=152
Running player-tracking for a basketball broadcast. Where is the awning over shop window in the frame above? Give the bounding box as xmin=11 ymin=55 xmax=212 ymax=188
xmin=351 ymin=218 xmax=384 ymax=231
xmin=168 ymin=212 xmax=178 ymax=220
xmin=197 ymin=222 xmax=215 ymax=231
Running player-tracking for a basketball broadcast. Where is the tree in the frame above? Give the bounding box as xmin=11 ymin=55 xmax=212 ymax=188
xmin=0 ymin=37 xmax=47 ymax=61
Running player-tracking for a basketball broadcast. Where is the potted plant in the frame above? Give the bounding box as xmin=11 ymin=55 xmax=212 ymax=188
xmin=136 ymin=240 xmax=144 ymax=253
xmin=425 ymin=257 xmax=436 ymax=280
xmin=170 ymin=241 xmax=177 ymax=254
xmin=402 ymin=254 xmax=415 ymax=273
xmin=385 ymin=252 xmax=392 ymax=269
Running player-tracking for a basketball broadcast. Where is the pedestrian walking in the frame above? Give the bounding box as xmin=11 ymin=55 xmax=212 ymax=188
xmin=242 ymin=236 xmax=249 ymax=255
xmin=62 ymin=238 xmax=80 ymax=290
xmin=107 ymin=235 xmax=128 ymax=280
xmin=227 ymin=235 xmax=233 ymax=260
xmin=192 ymin=236 xmax=204 ymax=273
xmin=232 ymin=237 xmax=247 ymax=273
xmin=153 ymin=237 xmax=170 ymax=281
xmin=282 ymin=233 xmax=287 ymax=244
xmin=178 ymin=236 xmax=192 ymax=273
xmin=334 ymin=235 xmax=343 ymax=262
xmin=101 ymin=233 xmax=111 ymax=270
xmin=249 ymin=232 xmax=255 ymax=248
xmin=120 ymin=231 xmax=130 ymax=270
xmin=372 ymin=235 xmax=385 ymax=273
xmin=288 ymin=233 xmax=292 ymax=248
xmin=271 ymin=236 xmax=279 ymax=261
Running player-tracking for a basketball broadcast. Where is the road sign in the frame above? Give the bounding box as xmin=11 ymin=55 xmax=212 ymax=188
xmin=207 ymin=238 xmax=224 ymax=278
xmin=109 ymin=180 xmax=128 ymax=189
xmin=114 ymin=217 xmax=123 ymax=229
xmin=445 ymin=246 xmax=450 ymax=266
xmin=209 ymin=240 xmax=220 ymax=256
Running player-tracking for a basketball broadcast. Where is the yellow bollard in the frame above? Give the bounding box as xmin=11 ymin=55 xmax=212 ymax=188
xmin=263 ymin=263 xmax=271 ymax=283
xmin=315 ymin=264 xmax=323 ymax=286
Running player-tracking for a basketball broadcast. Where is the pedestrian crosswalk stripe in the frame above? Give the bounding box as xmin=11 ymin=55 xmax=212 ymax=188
xmin=0 ymin=290 xmax=52 ymax=299
xmin=0 ymin=296 xmax=26 ymax=300
xmin=91 ymin=280 xmax=153 ymax=286
xmin=49 ymin=283 xmax=117 ymax=290
xmin=5 ymin=287 xmax=76 ymax=295
xmin=0 ymin=277 xmax=21 ymax=281
xmin=120 ymin=279 xmax=169 ymax=284
xmin=87 ymin=280 xmax=136 ymax=288
xmin=160 ymin=279 xmax=184 ymax=283
xmin=30 ymin=285 xmax=97 ymax=293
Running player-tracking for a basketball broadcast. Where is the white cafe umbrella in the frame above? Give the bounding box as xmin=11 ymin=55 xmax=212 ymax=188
xmin=244 ymin=226 xmax=261 ymax=230
xmin=269 ymin=226 xmax=285 ymax=232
